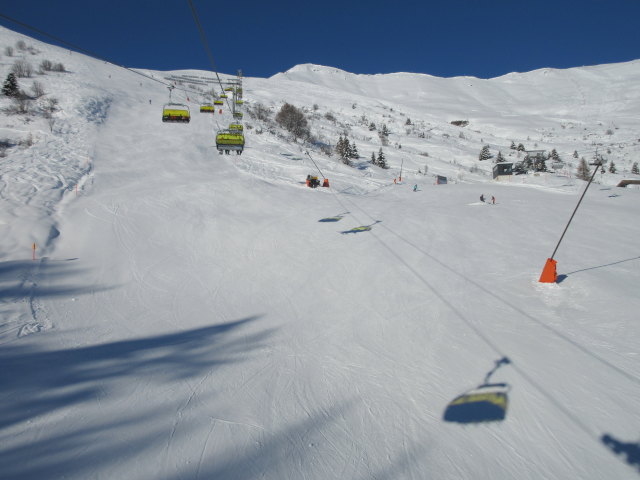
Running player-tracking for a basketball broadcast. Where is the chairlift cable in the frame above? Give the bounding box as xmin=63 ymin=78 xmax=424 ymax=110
xmin=304 ymin=150 xmax=326 ymax=180
xmin=186 ymin=0 xmax=233 ymax=112
xmin=0 ymin=13 xmax=202 ymax=99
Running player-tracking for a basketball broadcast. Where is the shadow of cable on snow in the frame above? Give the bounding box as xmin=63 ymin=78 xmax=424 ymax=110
xmin=602 ymin=434 xmax=640 ymax=473
xmin=0 ymin=316 xmax=271 ymax=479
xmin=558 ymin=256 xmax=640 ymax=282
xmin=373 ymin=227 xmax=640 ymax=387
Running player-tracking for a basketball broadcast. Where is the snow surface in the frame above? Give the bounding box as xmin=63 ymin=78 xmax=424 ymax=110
xmin=1 ymin=25 xmax=639 ymax=479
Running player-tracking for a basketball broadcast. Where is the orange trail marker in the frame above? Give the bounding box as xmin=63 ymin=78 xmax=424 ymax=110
xmin=539 ymin=258 xmax=557 ymax=283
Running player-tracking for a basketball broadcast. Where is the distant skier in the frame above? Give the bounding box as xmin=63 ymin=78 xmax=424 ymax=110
xmin=413 ymin=184 xmax=418 ymax=192
xmin=480 ymin=194 xmax=485 ymax=202
xmin=491 ymin=196 xmax=496 ymax=204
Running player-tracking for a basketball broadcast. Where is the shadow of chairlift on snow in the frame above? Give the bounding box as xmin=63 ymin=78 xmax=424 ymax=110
xmin=340 ymin=220 xmax=381 ymax=234
xmin=602 ymin=434 xmax=640 ymax=473
xmin=443 ymin=357 xmax=512 ymax=424
xmin=319 ymin=212 xmax=349 ymax=223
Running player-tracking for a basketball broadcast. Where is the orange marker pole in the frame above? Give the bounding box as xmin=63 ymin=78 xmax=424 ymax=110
xmin=539 ymin=161 xmax=600 ymax=283
xmin=32 ymin=243 xmax=36 ymax=261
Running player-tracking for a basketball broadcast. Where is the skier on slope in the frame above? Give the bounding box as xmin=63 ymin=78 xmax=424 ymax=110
xmin=480 ymin=194 xmax=485 ymax=202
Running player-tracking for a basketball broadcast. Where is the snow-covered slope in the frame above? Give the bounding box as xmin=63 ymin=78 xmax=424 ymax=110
xmin=1 ymin=25 xmax=639 ymax=480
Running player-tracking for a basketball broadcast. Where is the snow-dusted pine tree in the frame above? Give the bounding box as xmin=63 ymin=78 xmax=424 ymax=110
xmin=377 ymin=148 xmax=387 ymax=169
xmin=349 ymin=142 xmax=359 ymax=160
xmin=479 ymin=145 xmax=492 ymax=161
xmin=576 ymin=158 xmax=591 ymax=181
xmin=2 ymin=73 xmax=19 ymax=97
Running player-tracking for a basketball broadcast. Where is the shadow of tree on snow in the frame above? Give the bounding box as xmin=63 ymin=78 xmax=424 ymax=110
xmin=0 ymin=258 xmax=110 ymax=302
xmin=0 ymin=258 xmax=114 ymax=341
xmin=0 ymin=316 xmax=272 ymax=479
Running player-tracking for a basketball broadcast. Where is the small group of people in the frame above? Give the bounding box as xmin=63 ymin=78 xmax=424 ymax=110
xmin=306 ymin=175 xmax=321 ymax=188
xmin=480 ymin=194 xmax=496 ymax=204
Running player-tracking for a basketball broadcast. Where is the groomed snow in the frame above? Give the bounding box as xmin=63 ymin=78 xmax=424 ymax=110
xmin=1 ymin=25 xmax=639 ymax=479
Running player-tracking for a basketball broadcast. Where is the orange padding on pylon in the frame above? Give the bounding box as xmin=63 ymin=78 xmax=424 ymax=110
xmin=322 ymin=178 xmax=329 ymax=187
xmin=539 ymin=258 xmax=557 ymax=283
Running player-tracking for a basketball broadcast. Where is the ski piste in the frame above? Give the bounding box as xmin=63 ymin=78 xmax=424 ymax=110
xmin=0 ymin=24 xmax=639 ymax=480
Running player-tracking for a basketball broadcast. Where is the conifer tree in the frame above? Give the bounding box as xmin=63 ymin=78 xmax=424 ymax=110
xmin=370 ymin=152 xmax=376 ymax=165
xmin=517 ymin=143 xmax=526 ymax=152
xmin=2 ymin=72 xmax=19 ymax=97
xmin=573 ymin=150 xmax=579 ymax=158
xmin=632 ymin=162 xmax=639 ymax=175
xmin=335 ymin=136 xmax=345 ymax=158
xmin=495 ymin=151 xmax=505 ymax=163
xmin=550 ymin=148 xmax=561 ymax=161
xmin=349 ymin=142 xmax=359 ymax=160
xmin=608 ymin=161 xmax=617 ymax=174
xmin=405 ymin=118 xmax=412 ymax=125
xmin=336 ymin=136 xmax=354 ymax=166
xmin=377 ymin=148 xmax=387 ymax=169
xmin=510 ymin=141 xmax=516 ymax=150
xmin=533 ymin=154 xmax=547 ymax=172
xmin=479 ymin=145 xmax=492 ymax=161
xmin=576 ymin=158 xmax=591 ymax=181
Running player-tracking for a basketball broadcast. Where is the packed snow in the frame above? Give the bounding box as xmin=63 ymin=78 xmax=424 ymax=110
xmin=1 ymin=25 xmax=639 ymax=479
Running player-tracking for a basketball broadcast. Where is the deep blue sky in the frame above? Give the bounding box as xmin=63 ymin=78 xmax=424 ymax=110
xmin=1 ymin=0 xmax=639 ymax=79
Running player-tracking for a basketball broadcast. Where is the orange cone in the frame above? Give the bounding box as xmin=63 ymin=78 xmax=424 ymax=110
xmin=539 ymin=258 xmax=557 ymax=283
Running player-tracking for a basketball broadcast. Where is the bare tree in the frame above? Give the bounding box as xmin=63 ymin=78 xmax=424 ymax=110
xmin=275 ymin=102 xmax=310 ymax=142
xmin=9 ymin=96 xmax=32 ymax=115
xmin=40 ymin=59 xmax=53 ymax=71
xmin=43 ymin=97 xmax=59 ymax=114
xmin=31 ymin=81 xmax=45 ymax=98
xmin=11 ymin=59 xmax=33 ymax=78
xmin=19 ymin=133 xmax=34 ymax=147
